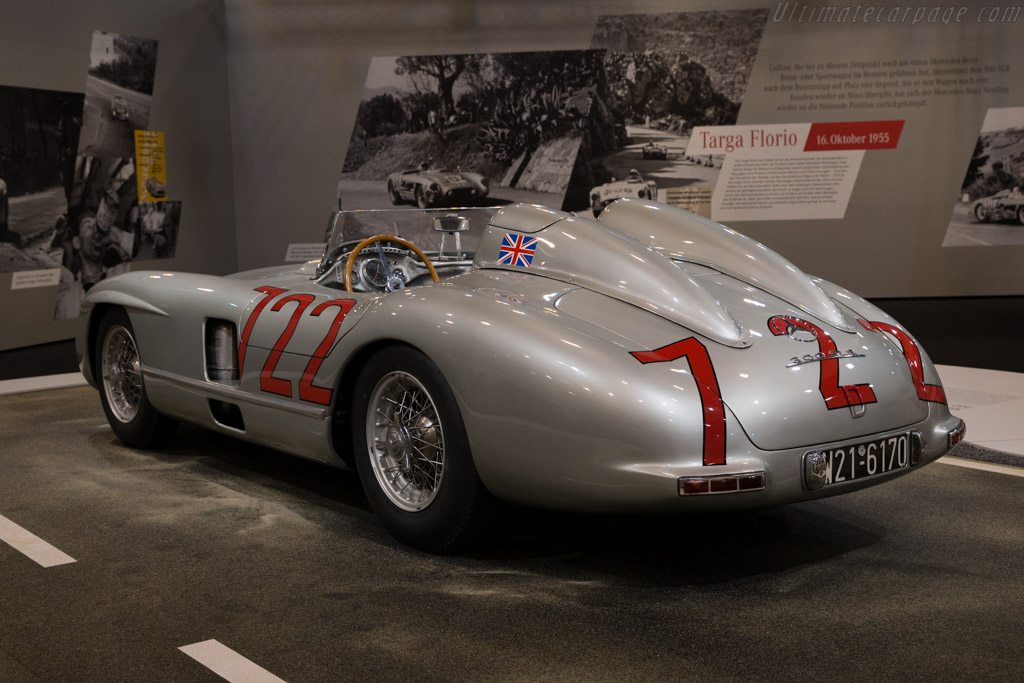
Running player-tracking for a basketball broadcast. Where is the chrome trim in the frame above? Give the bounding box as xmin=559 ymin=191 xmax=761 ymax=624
xmin=143 ymin=366 xmax=327 ymax=419
xmin=787 ymin=349 xmax=865 ymax=367
xmin=678 ymin=471 xmax=766 ymax=496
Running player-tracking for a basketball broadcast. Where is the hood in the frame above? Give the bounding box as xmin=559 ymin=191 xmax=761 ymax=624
xmin=593 ymin=179 xmax=656 ymax=199
xmin=426 ymin=170 xmax=481 ymax=188
xmin=474 ymin=204 xmax=750 ymax=348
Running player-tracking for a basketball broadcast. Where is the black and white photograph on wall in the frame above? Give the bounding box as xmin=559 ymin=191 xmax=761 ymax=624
xmin=53 ymin=155 xmax=138 ymax=320
xmin=567 ymin=9 xmax=769 ymax=215
xmin=78 ymin=30 xmax=158 ymax=158
xmin=337 ymin=50 xmax=604 ymax=212
xmin=943 ymin=106 xmax=1024 ymax=247
xmin=0 ymin=84 xmax=83 ymax=273
xmin=135 ymin=200 xmax=181 ymax=261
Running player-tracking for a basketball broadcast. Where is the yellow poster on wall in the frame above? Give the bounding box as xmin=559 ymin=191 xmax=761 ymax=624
xmin=134 ymin=130 xmax=167 ymax=202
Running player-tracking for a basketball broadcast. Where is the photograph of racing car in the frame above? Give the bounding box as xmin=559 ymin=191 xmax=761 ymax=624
xmin=78 ymin=31 xmax=158 ymax=158
xmin=590 ymin=169 xmax=658 ymax=215
xmin=338 ymin=50 xmax=602 ymax=211
xmin=386 ymin=163 xmax=489 ymax=208
xmin=77 ymin=199 xmax=964 ymax=553
xmin=110 ymin=94 xmax=130 ymax=122
xmin=970 ymin=188 xmax=1024 ymax=224
xmin=943 ymin=106 xmax=1024 ymax=246
xmin=641 ymin=141 xmax=667 ymax=160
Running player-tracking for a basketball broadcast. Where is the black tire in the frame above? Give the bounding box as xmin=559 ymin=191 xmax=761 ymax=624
xmin=415 ymin=186 xmax=429 ymax=209
xmin=387 ymin=181 xmax=402 ymax=205
xmin=974 ymin=203 xmax=989 ymax=223
xmin=1017 ymin=205 xmax=1024 ymax=225
xmin=95 ymin=308 xmax=178 ymax=448
xmin=351 ymin=345 xmax=495 ymax=552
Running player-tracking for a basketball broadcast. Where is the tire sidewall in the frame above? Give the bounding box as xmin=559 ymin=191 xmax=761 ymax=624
xmin=95 ymin=308 xmax=176 ymax=448
xmin=351 ymin=345 xmax=486 ymax=551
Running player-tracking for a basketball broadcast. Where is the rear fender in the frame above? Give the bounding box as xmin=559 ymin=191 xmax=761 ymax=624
xmin=335 ymin=272 xmax=718 ymax=507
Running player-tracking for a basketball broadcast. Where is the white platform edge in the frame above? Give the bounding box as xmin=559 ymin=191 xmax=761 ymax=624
xmin=934 ymin=364 xmax=1024 ymax=457
xmin=938 ymin=456 xmax=1024 ymax=478
xmin=0 ymin=372 xmax=88 ymax=397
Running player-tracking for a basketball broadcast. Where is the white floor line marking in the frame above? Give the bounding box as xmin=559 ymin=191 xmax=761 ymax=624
xmin=938 ymin=456 xmax=1024 ymax=478
xmin=179 ymin=640 xmax=287 ymax=683
xmin=0 ymin=514 xmax=77 ymax=567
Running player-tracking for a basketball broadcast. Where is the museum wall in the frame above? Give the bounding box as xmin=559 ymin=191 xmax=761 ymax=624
xmin=1 ymin=0 xmax=1022 ymax=354
xmin=225 ymin=0 xmax=1024 ymax=298
xmin=0 ymin=0 xmax=236 ymax=351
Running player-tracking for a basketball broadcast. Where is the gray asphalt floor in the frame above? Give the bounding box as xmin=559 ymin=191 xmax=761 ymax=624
xmin=1 ymin=386 xmax=1022 ymax=682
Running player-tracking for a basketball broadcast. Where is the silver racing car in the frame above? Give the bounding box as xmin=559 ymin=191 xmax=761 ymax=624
xmin=77 ymin=200 xmax=965 ymax=551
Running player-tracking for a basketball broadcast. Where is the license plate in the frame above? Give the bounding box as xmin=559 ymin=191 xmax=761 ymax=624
xmin=823 ymin=433 xmax=911 ymax=486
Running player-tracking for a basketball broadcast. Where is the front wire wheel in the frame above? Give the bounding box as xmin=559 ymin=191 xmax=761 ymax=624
xmin=101 ymin=322 xmax=143 ymax=423
xmin=352 ymin=346 xmax=495 ymax=552
xmin=95 ymin=309 xmax=178 ymax=448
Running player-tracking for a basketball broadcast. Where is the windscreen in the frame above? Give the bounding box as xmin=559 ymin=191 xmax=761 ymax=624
xmin=323 ymin=207 xmax=499 ymax=260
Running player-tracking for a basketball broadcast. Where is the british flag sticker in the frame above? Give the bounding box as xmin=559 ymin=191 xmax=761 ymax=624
xmin=498 ymin=233 xmax=537 ymax=268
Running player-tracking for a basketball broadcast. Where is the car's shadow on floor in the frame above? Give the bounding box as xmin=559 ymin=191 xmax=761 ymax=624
xmin=466 ymin=501 xmax=886 ymax=587
xmin=91 ymin=423 xmax=885 ymax=587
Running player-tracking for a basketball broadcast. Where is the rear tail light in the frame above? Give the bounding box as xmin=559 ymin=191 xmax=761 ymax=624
xmin=949 ymin=420 xmax=966 ymax=448
xmin=679 ymin=472 xmax=765 ymax=496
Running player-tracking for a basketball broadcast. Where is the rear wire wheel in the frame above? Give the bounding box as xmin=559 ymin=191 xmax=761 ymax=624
xmin=95 ymin=308 xmax=178 ymax=448
xmin=352 ymin=346 xmax=495 ymax=552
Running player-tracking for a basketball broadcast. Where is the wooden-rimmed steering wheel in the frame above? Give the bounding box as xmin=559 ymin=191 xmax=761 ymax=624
xmin=343 ymin=234 xmax=440 ymax=293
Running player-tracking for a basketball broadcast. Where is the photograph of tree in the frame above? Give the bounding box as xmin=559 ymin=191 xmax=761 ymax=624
xmin=943 ymin=107 xmax=1024 ymax=247
xmin=337 ymin=50 xmax=603 ymax=211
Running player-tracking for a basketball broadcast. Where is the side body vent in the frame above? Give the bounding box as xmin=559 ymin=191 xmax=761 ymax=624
xmin=205 ymin=320 xmax=239 ymax=384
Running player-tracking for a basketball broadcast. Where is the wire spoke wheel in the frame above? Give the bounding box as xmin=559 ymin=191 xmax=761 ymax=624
xmin=366 ymin=370 xmax=445 ymax=512
xmin=101 ymin=324 xmax=143 ymax=423
xmin=353 ymin=346 xmax=495 ymax=551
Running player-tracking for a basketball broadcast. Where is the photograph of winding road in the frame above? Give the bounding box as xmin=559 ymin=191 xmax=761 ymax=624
xmin=0 ymin=85 xmax=83 ymax=273
xmin=337 ymin=51 xmax=603 ymax=212
xmin=78 ymin=31 xmax=158 ymax=159
xmin=561 ymin=9 xmax=768 ymax=215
